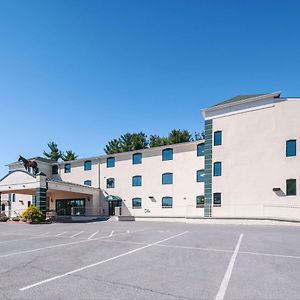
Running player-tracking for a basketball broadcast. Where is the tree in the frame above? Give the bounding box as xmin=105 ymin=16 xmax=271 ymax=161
xmin=149 ymin=135 xmax=169 ymax=148
xmin=168 ymin=129 xmax=192 ymax=144
xmin=104 ymin=132 xmax=148 ymax=154
xmin=62 ymin=150 xmax=78 ymax=161
xmin=43 ymin=142 xmax=62 ymax=161
xmin=104 ymin=139 xmax=121 ymax=155
xmin=194 ymin=131 xmax=205 ymax=141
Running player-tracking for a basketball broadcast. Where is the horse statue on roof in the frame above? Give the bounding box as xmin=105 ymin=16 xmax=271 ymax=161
xmin=18 ymin=156 xmax=39 ymax=174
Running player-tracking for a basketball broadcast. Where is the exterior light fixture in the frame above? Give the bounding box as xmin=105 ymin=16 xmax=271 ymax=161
xmin=273 ymin=188 xmax=281 ymax=192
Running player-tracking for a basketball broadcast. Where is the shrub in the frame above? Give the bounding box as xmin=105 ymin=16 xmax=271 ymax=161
xmin=0 ymin=215 xmax=9 ymax=222
xmin=11 ymin=217 xmax=20 ymax=222
xmin=21 ymin=205 xmax=45 ymax=222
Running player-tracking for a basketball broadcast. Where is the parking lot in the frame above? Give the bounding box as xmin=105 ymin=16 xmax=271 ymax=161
xmin=0 ymin=220 xmax=300 ymax=299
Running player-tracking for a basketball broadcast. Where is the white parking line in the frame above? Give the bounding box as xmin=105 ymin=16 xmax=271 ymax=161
xmin=70 ymin=231 xmax=84 ymax=238
xmin=88 ymin=231 xmax=99 ymax=240
xmin=55 ymin=232 xmax=67 ymax=237
xmin=109 ymin=230 xmax=114 ymax=237
xmin=215 ymin=234 xmax=243 ymax=300
xmin=0 ymin=229 xmax=145 ymax=259
xmin=19 ymin=231 xmax=188 ymax=291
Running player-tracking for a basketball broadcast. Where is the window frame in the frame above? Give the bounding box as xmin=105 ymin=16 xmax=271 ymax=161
xmin=197 ymin=143 xmax=205 ymax=157
xmin=162 ymin=196 xmax=173 ymax=208
xmin=213 ymin=192 xmax=222 ymax=207
xmin=52 ymin=165 xmax=58 ymax=175
xmin=196 ymin=169 xmax=205 ymax=183
xmin=64 ymin=163 xmax=71 ymax=173
xmin=286 ymin=140 xmax=296 ymax=157
xmin=83 ymin=180 xmax=92 ymax=186
xmin=286 ymin=179 xmax=296 ymax=196
xmin=132 ymin=175 xmax=142 ymax=187
xmin=162 ymin=148 xmax=173 ymax=161
xmin=132 ymin=197 xmax=142 ymax=209
xmin=162 ymin=172 xmax=173 ymax=185
xmin=132 ymin=153 xmax=142 ymax=165
xmin=213 ymin=162 xmax=222 ymax=177
xmin=106 ymin=178 xmax=115 ymax=189
xmin=214 ymin=131 xmax=222 ymax=146
xmin=107 ymin=157 xmax=115 ymax=168
xmin=84 ymin=160 xmax=92 ymax=171
xmin=196 ymin=195 xmax=205 ymax=208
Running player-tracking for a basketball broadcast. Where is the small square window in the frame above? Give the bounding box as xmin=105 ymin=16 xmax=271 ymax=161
xmin=132 ymin=153 xmax=142 ymax=165
xmin=84 ymin=161 xmax=92 ymax=171
xmin=214 ymin=131 xmax=222 ymax=146
xmin=107 ymin=178 xmax=115 ymax=189
xmin=162 ymin=173 xmax=173 ymax=185
xmin=197 ymin=170 xmax=205 ymax=182
xmin=162 ymin=148 xmax=173 ymax=161
xmin=162 ymin=196 xmax=173 ymax=208
xmin=84 ymin=180 xmax=92 ymax=186
xmin=132 ymin=197 xmax=142 ymax=209
xmin=197 ymin=144 xmax=205 ymax=157
xmin=286 ymin=140 xmax=296 ymax=157
xmin=107 ymin=157 xmax=115 ymax=168
xmin=64 ymin=164 xmax=71 ymax=173
xmin=196 ymin=195 xmax=204 ymax=207
xmin=286 ymin=179 xmax=296 ymax=196
xmin=132 ymin=176 xmax=142 ymax=187
xmin=213 ymin=162 xmax=222 ymax=176
xmin=213 ymin=193 xmax=221 ymax=206
xmin=52 ymin=165 xmax=58 ymax=175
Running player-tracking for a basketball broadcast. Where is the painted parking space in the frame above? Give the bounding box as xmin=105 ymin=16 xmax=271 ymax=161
xmin=0 ymin=221 xmax=300 ymax=299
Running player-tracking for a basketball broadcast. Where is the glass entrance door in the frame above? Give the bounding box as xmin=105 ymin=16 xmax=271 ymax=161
xmin=56 ymin=199 xmax=86 ymax=216
xmin=108 ymin=200 xmax=122 ymax=215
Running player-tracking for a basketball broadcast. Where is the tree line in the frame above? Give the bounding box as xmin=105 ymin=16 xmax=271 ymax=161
xmin=43 ymin=129 xmax=205 ymax=160
xmin=104 ymin=129 xmax=205 ymax=155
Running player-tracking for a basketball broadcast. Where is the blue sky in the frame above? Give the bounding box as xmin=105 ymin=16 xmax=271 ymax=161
xmin=0 ymin=0 xmax=299 ymax=175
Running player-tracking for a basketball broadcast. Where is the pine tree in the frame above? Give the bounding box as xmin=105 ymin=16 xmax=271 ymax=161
xmin=43 ymin=142 xmax=62 ymax=161
xmin=62 ymin=150 xmax=78 ymax=161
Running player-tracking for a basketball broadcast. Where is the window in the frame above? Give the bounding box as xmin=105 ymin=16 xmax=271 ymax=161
xmin=64 ymin=163 xmax=71 ymax=173
xmin=106 ymin=178 xmax=115 ymax=189
xmin=197 ymin=170 xmax=205 ymax=182
xmin=84 ymin=180 xmax=92 ymax=186
xmin=162 ymin=196 xmax=173 ymax=208
xmin=196 ymin=195 xmax=205 ymax=207
xmin=84 ymin=160 xmax=92 ymax=171
xmin=132 ymin=153 xmax=142 ymax=165
xmin=132 ymin=197 xmax=142 ymax=209
xmin=132 ymin=175 xmax=142 ymax=187
xmin=107 ymin=157 xmax=115 ymax=168
xmin=162 ymin=172 xmax=173 ymax=185
xmin=286 ymin=179 xmax=296 ymax=196
xmin=162 ymin=148 xmax=173 ymax=161
xmin=214 ymin=131 xmax=222 ymax=146
xmin=197 ymin=144 xmax=205 ymax=157
xmin=213 ymin=193 xmax=221 ymax=206
xmin=286 ymin=140 xmax=296 ymax=157
xmin=52 ymin=165 xmax=58 ymax=175
xmin=213 ymin=162 xmax=222 ymax=176
xmin=12 ymin=194 xmax=16 ymax=202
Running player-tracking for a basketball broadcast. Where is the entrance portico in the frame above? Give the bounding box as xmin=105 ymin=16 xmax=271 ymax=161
xmin=0 ymin=170 xmax=101 ymax=217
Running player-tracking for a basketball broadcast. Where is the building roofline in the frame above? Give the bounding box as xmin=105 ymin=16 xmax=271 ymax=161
xmin=55 ymin=140 xmax=205 ymax=165
xmin=201 ymin=91 xmax=281 ymax=118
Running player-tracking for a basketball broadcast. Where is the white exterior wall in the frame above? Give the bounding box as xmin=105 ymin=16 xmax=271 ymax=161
xmin=58 ymin=159 xmax=100 ymax=188
xmin=99 ymin=142 xmax=205 ymax=218
xmin=211 ymin=98 xmax=300 ymax=220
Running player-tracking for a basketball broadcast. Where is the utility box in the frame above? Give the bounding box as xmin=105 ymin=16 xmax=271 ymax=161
xmin=115 ymin=206 xmax=122 ymax=216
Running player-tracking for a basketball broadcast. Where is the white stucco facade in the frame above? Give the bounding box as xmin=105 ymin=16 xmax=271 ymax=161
xmin=1 ymin=91 xmax=300 ymax=222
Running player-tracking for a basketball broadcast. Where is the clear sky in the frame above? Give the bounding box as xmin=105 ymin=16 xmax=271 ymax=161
xmin=0 ymin=0 xmax=300 ymax=176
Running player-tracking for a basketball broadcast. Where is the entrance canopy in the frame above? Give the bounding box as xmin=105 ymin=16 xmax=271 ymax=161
xmin=104 ymin=195 xmax=122 ymax=202
xmin=0 ymin=170 xmax=100 ymax=214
